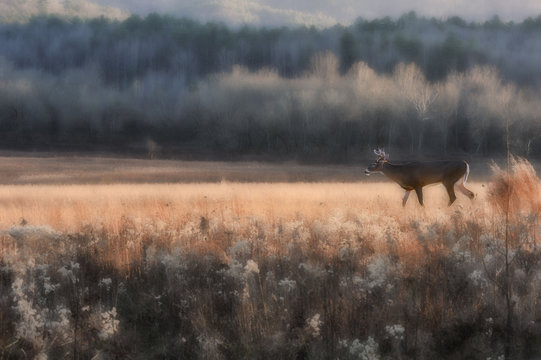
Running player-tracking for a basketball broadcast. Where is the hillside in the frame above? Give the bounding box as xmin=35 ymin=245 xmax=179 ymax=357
xmin=0 ymin=0 xmax=129 ymax=23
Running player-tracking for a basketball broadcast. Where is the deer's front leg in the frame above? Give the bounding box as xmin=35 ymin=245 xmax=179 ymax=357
xmin=414 ymin=187 xmax=424 ymax=206
xmin=402 ymin=190 xmax=411 ymax=207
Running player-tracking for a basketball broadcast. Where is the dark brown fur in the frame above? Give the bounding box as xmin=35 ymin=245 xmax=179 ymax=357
xmin=384 ymin=161 xmax=472 ymax=206
xmin=366 ymin=156 xmax=475 ymax=206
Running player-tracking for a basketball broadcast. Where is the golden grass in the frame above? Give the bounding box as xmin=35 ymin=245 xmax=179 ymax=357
xmin=0 ymin=181 xmax=486 ymax=233
xmin=0 ymin=155 xmax=493 ymax=270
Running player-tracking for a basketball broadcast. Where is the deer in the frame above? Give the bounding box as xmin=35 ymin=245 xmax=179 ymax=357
xmin=364 ymin=149 xmax=475 ymax=206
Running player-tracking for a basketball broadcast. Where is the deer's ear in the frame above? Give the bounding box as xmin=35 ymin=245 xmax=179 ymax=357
xmin=384 ymin=154 xmax=390 ymax=161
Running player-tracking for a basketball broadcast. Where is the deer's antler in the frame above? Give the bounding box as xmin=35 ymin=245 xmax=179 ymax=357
xmin=374 ymin=148 xmax=387 ymax=158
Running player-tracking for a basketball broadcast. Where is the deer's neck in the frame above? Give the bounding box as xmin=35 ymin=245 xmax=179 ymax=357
xmin=382 ymin=162 xmax=408 ymax=185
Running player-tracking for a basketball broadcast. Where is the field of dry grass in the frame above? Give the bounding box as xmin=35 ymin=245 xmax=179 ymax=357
xmin=0 ymin=155 xmax=540 ymax=359
xmin=0 ymin=181 xmax=485 ymax=231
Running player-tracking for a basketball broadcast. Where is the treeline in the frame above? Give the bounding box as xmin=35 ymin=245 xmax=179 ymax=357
xmin=1 ymin=53 xmax=540 ymax=161
xmin=2 ymin=13 xmax=541 ymax=160
xmin=3 ymin=13 xmax=541 ymax=86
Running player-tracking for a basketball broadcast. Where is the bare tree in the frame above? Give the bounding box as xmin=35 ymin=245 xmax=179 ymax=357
xmin=434 ymin=73 xmax=461 ymax=154
xmin=310 ymin=51 xmax=339 ymax=82
xmin=393 ymin=63 xmax=438 ymax=152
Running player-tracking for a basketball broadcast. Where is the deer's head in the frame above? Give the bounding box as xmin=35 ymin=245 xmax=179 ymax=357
xmin=365 ymin=149 xmax=389 ymax=175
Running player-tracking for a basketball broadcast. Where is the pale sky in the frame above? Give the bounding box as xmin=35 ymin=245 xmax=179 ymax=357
xmin=94 ymin=0 xmax=541 ymax=27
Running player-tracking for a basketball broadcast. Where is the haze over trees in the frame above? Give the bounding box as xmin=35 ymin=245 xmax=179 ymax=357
xmin=1 ymin=12 xmax=541 ymax=160
xmin=0 ymin=0 xmax=128 ymax=23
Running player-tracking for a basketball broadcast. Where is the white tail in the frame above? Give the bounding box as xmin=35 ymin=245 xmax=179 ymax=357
xmin=462 ymin=162 xmax=470 ymax=185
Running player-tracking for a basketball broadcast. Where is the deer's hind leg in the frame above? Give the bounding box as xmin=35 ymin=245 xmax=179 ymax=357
xmin=455 ymin=182 xmax=475 ymax=200
xmin=455 ymin=164 xmax=475 ymax=200
xmin=444 ymin=181 xmax=457 ymax=206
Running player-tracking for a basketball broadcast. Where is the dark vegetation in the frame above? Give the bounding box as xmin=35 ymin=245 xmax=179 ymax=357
xmin=1 ymin=12 xmax=541 ymax=160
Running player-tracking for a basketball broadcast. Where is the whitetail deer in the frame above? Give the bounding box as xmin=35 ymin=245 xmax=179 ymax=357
xmin=364 ymin=149 xmax=474 ymax=206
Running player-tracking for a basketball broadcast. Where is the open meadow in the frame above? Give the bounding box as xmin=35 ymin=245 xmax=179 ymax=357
xmin=4 ymin=3 xmax=541 ymax=359
xmin=1 ymin=155 xmax=540 ymax=359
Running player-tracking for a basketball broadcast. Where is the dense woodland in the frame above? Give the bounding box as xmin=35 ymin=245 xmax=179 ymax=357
xmin=1 ymin=13 xmax=541 ymax=161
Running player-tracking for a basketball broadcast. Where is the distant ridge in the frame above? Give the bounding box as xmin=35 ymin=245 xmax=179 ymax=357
xmin=0 ymin=0 xmax=129 ymax=23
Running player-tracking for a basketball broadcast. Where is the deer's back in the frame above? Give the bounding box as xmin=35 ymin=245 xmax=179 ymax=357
xmin=392 ymin=160 xmax=467 ymax=187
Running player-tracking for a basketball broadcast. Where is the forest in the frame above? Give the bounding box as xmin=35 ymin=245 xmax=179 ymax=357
xmin=1 ymin=12 xmax=541 ymax=160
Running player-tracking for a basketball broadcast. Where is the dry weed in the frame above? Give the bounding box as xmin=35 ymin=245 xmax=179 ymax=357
xmin=488 ymin=156 xmax=541 ymax=215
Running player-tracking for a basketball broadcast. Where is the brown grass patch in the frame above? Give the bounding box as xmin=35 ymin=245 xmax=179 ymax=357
xmin=0 ymin=182 xmax=485 ymax=233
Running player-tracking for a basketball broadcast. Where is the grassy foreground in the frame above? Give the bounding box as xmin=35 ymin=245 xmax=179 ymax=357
xmin=0 ymin=158 xmax=540 ymax=359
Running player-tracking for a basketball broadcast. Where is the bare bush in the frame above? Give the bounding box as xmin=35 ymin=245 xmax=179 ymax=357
xmin=488 ymin=156 xmax=541 ymax=215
